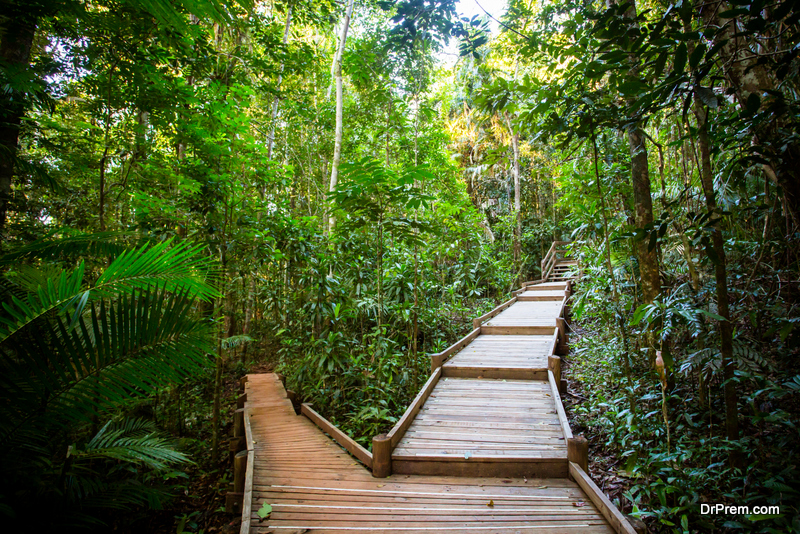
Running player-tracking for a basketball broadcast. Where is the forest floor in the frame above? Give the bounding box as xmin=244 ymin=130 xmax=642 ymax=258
xmin=562 ymin=323 xmax=635 ymax=514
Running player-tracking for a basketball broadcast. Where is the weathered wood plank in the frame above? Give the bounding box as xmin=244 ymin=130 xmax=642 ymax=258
xmin=569 ymin=462 xmax=638 ymax=534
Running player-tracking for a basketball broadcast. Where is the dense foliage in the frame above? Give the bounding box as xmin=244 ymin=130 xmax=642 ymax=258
xmin=0 ymin=0 xmax=797 ymax=532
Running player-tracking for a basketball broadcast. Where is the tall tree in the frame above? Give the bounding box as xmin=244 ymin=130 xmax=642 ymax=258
xmin=326 ymin=0 xmax=355 ymax=236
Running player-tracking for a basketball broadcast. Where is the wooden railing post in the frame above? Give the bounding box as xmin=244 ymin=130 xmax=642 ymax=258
xmin=233 ymin=408 xmax=244 ymax=438
xmin=372 ymin=434 xmax=392 ymax=478
xmin=568 ymin=436 xmax=589 ymax=474
xmin=226 ymin=450 xmax=247 ymax=513
xmin=556 ymin=317 xmax=568 ymax=355
xmin=548 ymin=355 xmax=562 ymax=383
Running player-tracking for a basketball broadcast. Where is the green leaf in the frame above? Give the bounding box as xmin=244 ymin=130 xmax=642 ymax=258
xmin=257 ymin=502 xmax=272 ymax=520
xmin=689 ymin=43 xmax=706 ymax=69
xmin=695 ymin=86 xmax=718 ymax=109
xmin=673 ymin=43 xmax=687 ymax=75
xmin=745 ymin=92 xmax=761 ymax=115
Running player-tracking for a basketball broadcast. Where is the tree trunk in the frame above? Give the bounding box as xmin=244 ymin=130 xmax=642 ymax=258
xmin=326 ymin=0 xmax=355 ymax=236
xmin=612 ymin=0 xmax=661 ymax=317
xmin=505 ymin=112 xmax=522 ymax=263
xmin=693 ymin=100 xmax=741 ymax=468
xmin=0 ymin=17 xmax=37 ymax=236
xmin=628 ymin=125 xmax=661 ymax=305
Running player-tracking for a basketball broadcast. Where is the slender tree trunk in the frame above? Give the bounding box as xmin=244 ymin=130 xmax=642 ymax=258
xmin=505 ymin=112 xmax=522 ymax=264
xmin=0 ymin=17 xmax=37 ymax=236
xmin=326 ymin=0 xmax=355 ymax=236
xmin=693 ymin=100 xmax=741 ymax=468
xmin=609 ymin=0 xmax=661 ymax=368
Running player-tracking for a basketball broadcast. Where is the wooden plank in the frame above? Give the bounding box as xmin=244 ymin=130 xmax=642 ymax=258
xmin=301 ymin=403 xmax=373 ymax=469
xmin=387 ymin=367 xmax=441 ymax=448
xmin=442 ymin=367 xmax=547 ymax=380
xmin=392 ymin=459 xmax=569 ymax=478
xmin=472 ymin=296 xmax=517 ymax=329
xmin=480 ymin=325 xmax=557 ymax=335
xmin=569 ymin=462 xmax=637 ymax=534
xmin=430 ymin=328 xmax=481 ymax=371
xmin=549 ymin=370 xmax=573 ymax=440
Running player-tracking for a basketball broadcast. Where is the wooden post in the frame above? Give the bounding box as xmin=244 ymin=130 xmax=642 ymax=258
xmin=430 ymin=353 xmax=444 ymax=374
xmin=233 ymin=408 xmax=244 ymax=438
xmin=560 ymin=378 xmax=568 ymax=395
xmin=548 ymin=355 xmax=562 ymax=384
xmin=556 ymin=317 xmax=568 ymax=355
xmin=228 ymin=436 xmax=245 ymax=463
xmin=234 ymin=450 xmax=247 ymax=493
xmin=372 ymin=434 xmax=392 ymax=478
xmin=239 ymin=375 xmax=248 ymax=392
xmin=237 ymin=393 xmax=247 ymax=409
xmin=568 ymin=436 xmax=589 ymax=473
xmin=226 ymin=450 xmax=247 ymax=513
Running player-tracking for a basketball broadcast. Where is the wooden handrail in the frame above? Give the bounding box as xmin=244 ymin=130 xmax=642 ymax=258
xmin=239 ymin=380 xmax=255 ymax=534
xmin=569 ymin=462 xmax=638 ymax=534
xmin=548 ymin=370 xmax=573 ymax=440
xmin=301 ymin=403 xmax=373 ymax=468
xmin=430 ymin=328 xmax=481 ymax=372
xmin=472 ymin=296 xmax=517 ymax=329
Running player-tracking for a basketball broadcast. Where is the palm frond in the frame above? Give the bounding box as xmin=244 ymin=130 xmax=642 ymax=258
xmin=0 ymin=229 xmax=131 ymax=266
xmin=0 ymin=238 xmax=218 ymax=348
xmin=0 ymin=286 xmax=214 ymax=445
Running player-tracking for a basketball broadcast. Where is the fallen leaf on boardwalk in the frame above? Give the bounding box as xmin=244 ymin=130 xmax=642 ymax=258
xmin=523 ymin=477 xmax=528 ymax=483
xmin=377 ymin=484 xmax=384 ymax=487
xmin=257 ymin=502 xmax=272 ymax=522
xmin=488 ymin=500 xmax=494 ymax=507
xmin=537 ymin=486 xmax=548 ymax=489
xmin=574 ymin=501 xmax=586 ymax=507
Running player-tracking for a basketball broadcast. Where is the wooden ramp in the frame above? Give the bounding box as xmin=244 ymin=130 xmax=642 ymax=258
xmin=237 ymin=243 xmax=637 ymax=534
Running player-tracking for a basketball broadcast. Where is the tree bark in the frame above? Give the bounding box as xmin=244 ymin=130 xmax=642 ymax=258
xmin=326 ymin=0 xmax=355 ymax=236
xmin=611 ymin=0 xmax=661 ymax=309
xmin=628 ymin=125 xmax=661 ymax=305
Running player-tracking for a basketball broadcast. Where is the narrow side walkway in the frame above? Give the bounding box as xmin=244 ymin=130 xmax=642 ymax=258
xmin=241 ymin=374 xmax=614 ymax=533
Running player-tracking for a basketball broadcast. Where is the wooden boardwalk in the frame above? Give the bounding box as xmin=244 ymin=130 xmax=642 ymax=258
xmin=234 ymin=245 xmax=638 ymax=534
